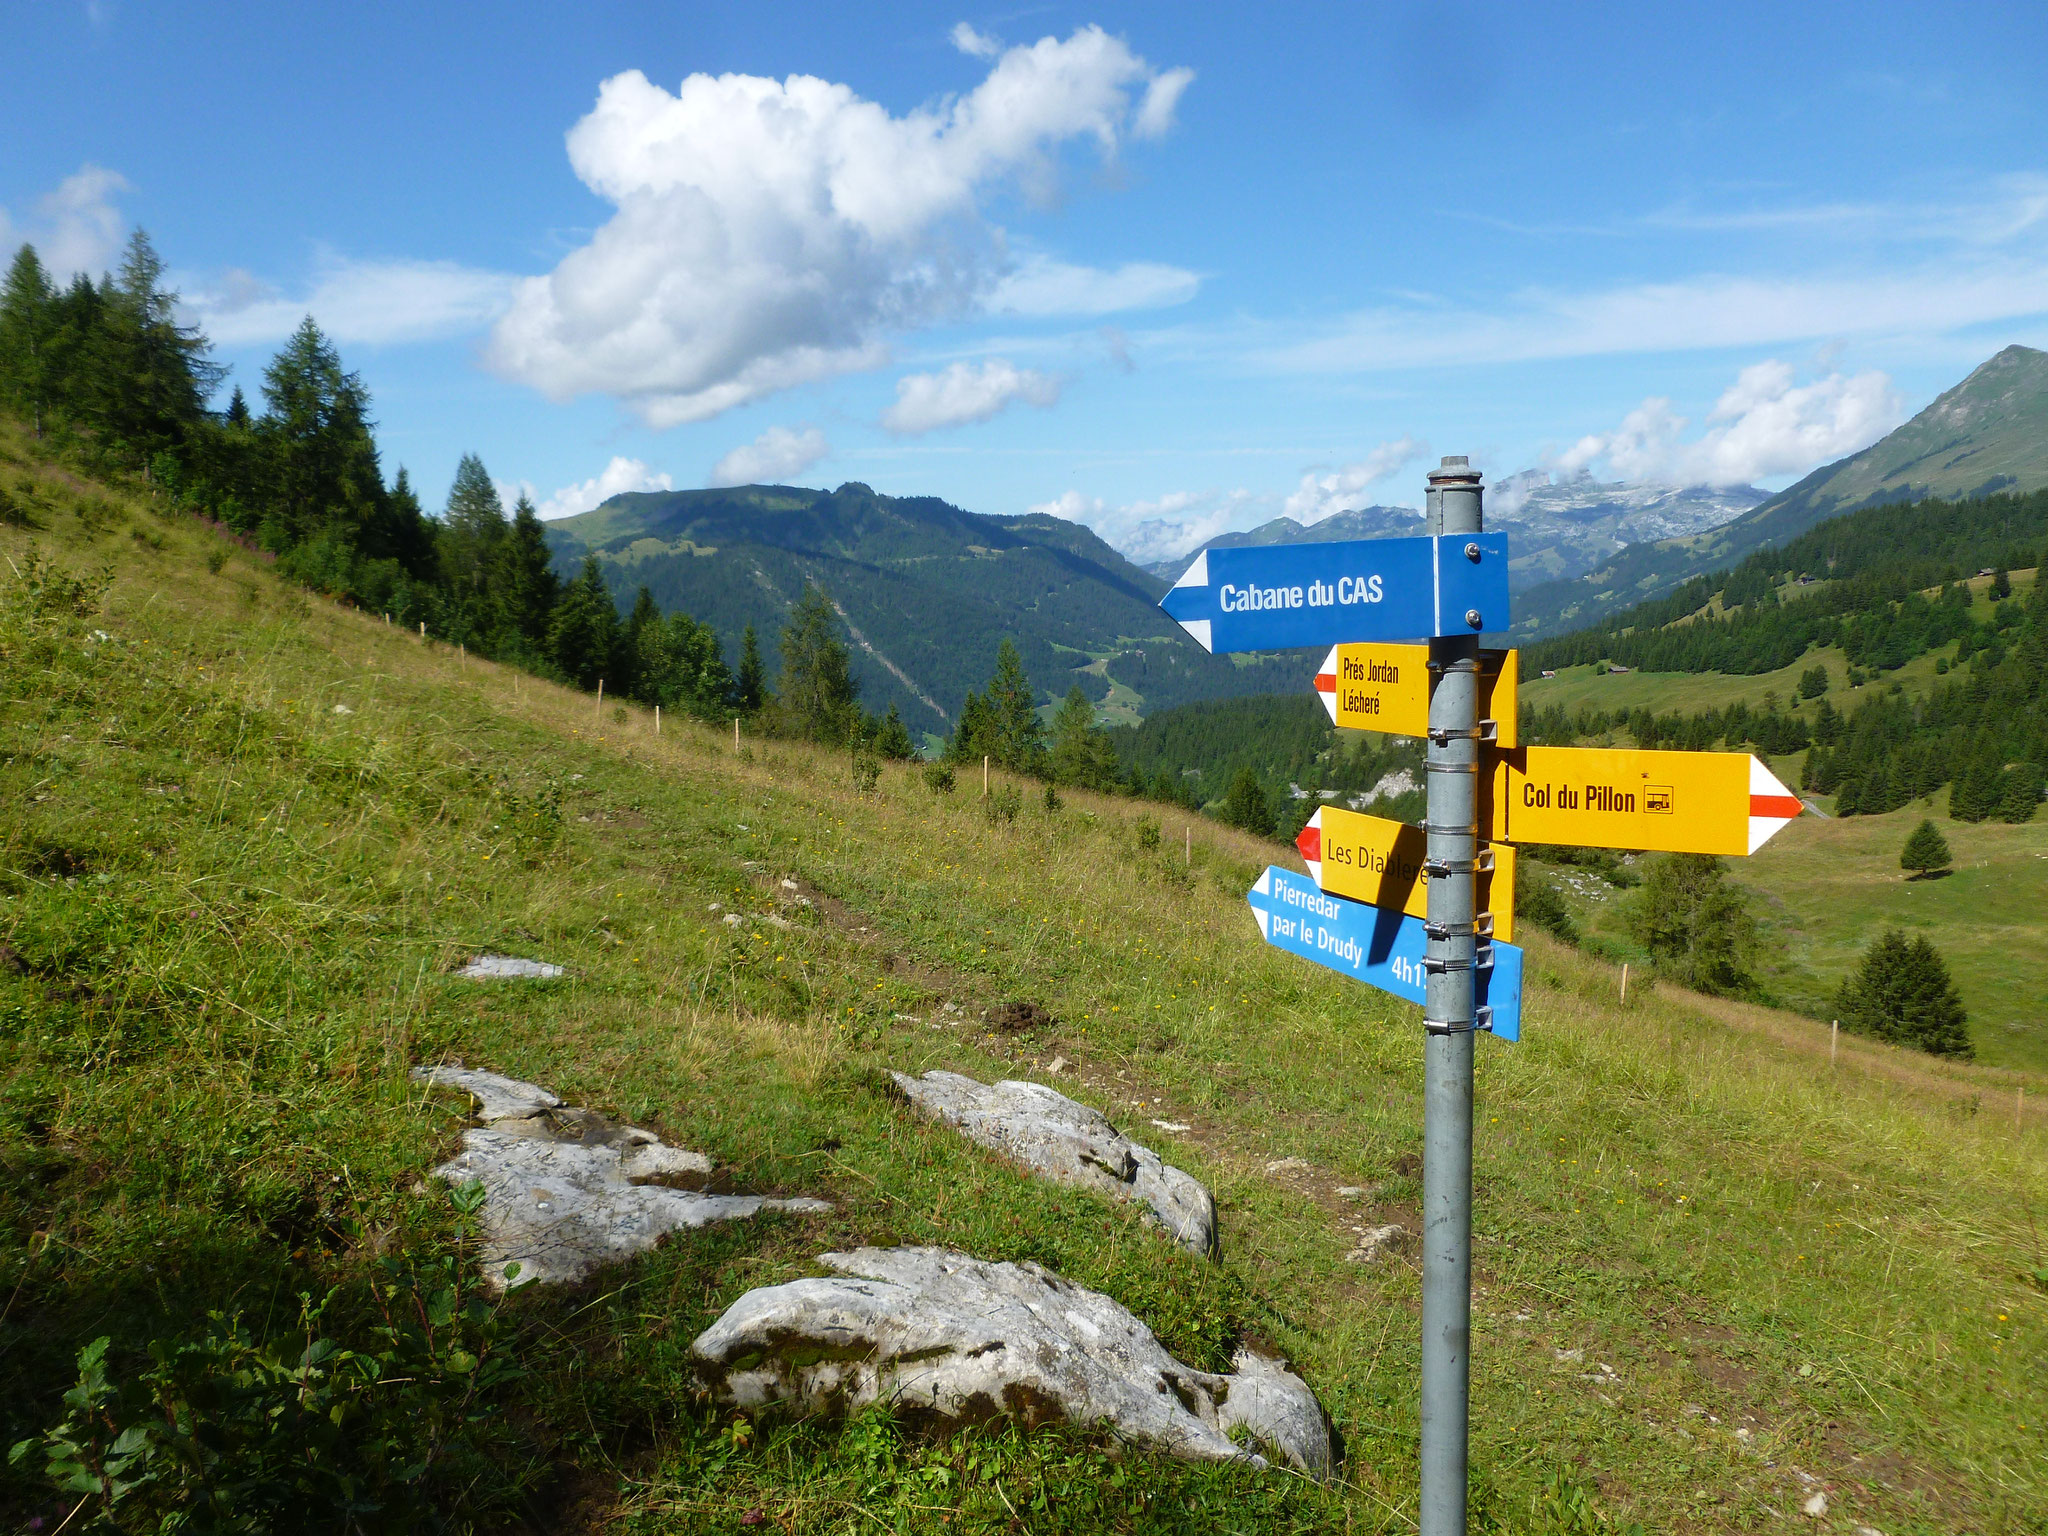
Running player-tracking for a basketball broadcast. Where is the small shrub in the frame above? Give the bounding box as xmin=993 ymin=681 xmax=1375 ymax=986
xmin=851 ymin=751 xmax=881 ymax=794
xmin=611 ymin=706 xmax=628 ymax=725
xmin=205 ymin=545 xmax=231 ymax=574
xmin=1042 ymin=782 xmax=1061 ymax=812
xmin=1136 ymin=818 xmax=1161 ymax=852
xmin=984 ymin=784 xmax=1021 ymax=825
xmin=1520 ymin=874 xmax=1579 ymax=945
xmin=920 ymin=761 xmax=955 ymax=795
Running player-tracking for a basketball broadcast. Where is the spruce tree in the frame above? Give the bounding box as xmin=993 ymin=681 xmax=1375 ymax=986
xmin=1798 ymin=664 xmax=1828 ymax=700
xmin=1220 ymin=767 xmax=1275 ymax=837
xmin=547 ymin=556 xmax=620 ymax=690
xmin=982 ymin=639 xmax=1044 ymax=773
xmin=1835 ymin=930 xmax=1971 ymax=1057
xmin=775 ymin=582 xmax=858 ymax=741
xmin=735 ymin=625 xmax=767 ymax=712
xmin=871 ymin=704 xmax=916 ymax=761
xmin=2001 ymin=761 xmax=2044 ymax=824
xmin=101 ymin=230 xmax=220 ymax=463
xmin=1900 ymin=819 xmax=1950 ymax=879
xmin=260 ymin=317 xmax=386 ymax=548
xmin=948 ymin=690 xmax=996 ymax=765
xmin=223 ymin=383 xmax=251 ymax=428
xmin=490 ymin=491 xmax=559 ymax=650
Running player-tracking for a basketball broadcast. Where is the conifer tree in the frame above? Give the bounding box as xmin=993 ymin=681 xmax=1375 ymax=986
xmin=548 ymin=556 xmax=620 ymax=690
xmin=223 ymin=383 xmax=251 ymax=428
xmin=1628 ymin=853 xmax=1756 ymax=995
xmin=947 ymin=690 xmax=996 ymax=765
xmin=491 ymin=491 xmax=559 ymax=651
xmin=1220 ymin=766 xmax=1275 ymax=837
xmin=1835 ymin=930 xmax=1971 ymax=1057
xmin=101 ymin=230 xmax=221 ymax=464
xmin=981 ymin=639 xmax=1044 ymax=773
xmin=735 ymin=625 xmax=767 ymax=712
xmin=1900 ymin=819 xmax=1950 ymax=879
xmin=260 ymin=316 xmax=386 ymax=549
xmin=775 ymin=582 xmax=858 ymax=741
xmin=1798 ymin=664 xmax=1828 ymax=699
xmin=2000 ymin=761 xmax=2044 ymax=824
xmin=1047 ymin=684 xmax=1121 ymax=791
xmin=871 ymin=704 xmax=916 ymax=761
xmin=0 ymin=244 xmax=55 ymax=435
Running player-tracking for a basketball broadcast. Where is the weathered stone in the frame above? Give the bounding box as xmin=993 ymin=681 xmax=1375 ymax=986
xmin=1345 ymin=1224 xmax=1408 ymax=1264
xmin=892 ymin=1071 xmax=1216 ymax=1257
xmin=692 ymin=1247 xmax=1332 ymax=1475
xmin=415 ymin=1065 xmax=559 ymax=1123
xmin=432 ymin=1131 xmax=829 ymax=1291
xmin=414 ymin=1066 xmax=827 ymax=1291
xmin=457 ymin=954 xmax=564 ymax=980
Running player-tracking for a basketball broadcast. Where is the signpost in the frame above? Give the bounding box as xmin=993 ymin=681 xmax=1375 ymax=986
xmin=1247 ymin=865 xmax=1524 ymax=1040
xmin=1314 ymin=643 xmax=1519 ymax=746
xmin=1496 ymin=745 xmax=1804 ymax=855
xmin=1296 ymin=806 xmax=1516 ymax=941
xmin=1159 ymin=533 xmax=1510 ymax=654
xmin=1160 ymin=453 xmax=1804 ymax=1536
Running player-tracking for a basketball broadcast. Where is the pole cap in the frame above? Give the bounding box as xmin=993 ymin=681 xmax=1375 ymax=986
xmin=1427 ymin=454 xmax=1483 ymax=488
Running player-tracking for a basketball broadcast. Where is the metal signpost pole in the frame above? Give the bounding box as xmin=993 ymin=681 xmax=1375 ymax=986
xmin=1421 ymin=455 xmax=1484 ymax=1535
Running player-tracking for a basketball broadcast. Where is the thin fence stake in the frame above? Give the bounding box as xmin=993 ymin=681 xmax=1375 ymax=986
xmin=1619 ymin=963 xmax=1629 ymax=1006
xmin=734 ymin=717 xmax=740 ymax=753
xmin=419 ymin=621 xmax=425 ymax=640
xmin=655 ymin=704 xmax=661 ymax=735
xmin=1831 ymin=1019 xmax=1839 ymax=1068
xmin=1185 ymin=825 xmax=1191 ymax=865
xmin=595 ymin=679 xmax=603 ymax=717
xmin=983 ymin=754 xmax=990 ymax=797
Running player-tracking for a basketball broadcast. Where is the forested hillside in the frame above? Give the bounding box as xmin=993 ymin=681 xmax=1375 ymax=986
xmin=546 ymin=484 xmax=1308 ymax=735
xmin=1522 ymin=482 xmax=2048 ymax=822
xmin=1511 ymin=345 xmax=2048 ymax=639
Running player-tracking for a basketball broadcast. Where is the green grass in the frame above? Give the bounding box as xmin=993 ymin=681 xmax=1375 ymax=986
xmin=3 ymin=420 xmax=2046 ymax=1533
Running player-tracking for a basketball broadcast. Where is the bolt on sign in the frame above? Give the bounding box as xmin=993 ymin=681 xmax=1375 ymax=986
xmin=1297 ymin=807 xmax=1517 ymax=941
xmin=1313 ymin=644 xmax=1519 ymax=746
xmin=1495 ymin=746 xmax=1804 ymax=856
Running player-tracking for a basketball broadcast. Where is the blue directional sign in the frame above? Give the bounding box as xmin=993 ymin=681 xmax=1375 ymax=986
xmin=1161 ymin=534 xmax=1510 ymax=654
xmin=1246 ymin=865 xmax=1523 ymax=1041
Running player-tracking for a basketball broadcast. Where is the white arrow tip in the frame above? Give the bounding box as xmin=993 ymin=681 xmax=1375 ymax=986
xmin=1174 ymin=550 xmax=1208 ymax=589
xmin=1180 ymin=618 xmax=1213 ymax=652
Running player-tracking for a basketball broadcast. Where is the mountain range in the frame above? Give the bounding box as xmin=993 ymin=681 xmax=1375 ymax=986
xmin=1509 ymin=344 xmax=2048 ymax=640
xmin=1146 ymin=479 xmax=1767 ymax=591
xmin=545 ymin=482 xmax=1309 ymax=738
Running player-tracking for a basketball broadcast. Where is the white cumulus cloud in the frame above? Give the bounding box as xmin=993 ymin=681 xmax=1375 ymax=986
xmin=188 ymin=254 xmax=519 ymax=348
xmin=0 ymin=164 xmax=131 ymax=281
xmin=881 ymin=359 xmax=1060 ymax=434
xmin=486 ymin=27 xmax=1193 ymax=427
xmin=500 ymin=457 xmax=677 ymax=521
xmin=711 ymin=425 xmax=832 ymax=486
xmin=1281 ymin=436 xmax=1428 ymax=523
xmin=1551 ymin=361 xmax=1903 ymax=486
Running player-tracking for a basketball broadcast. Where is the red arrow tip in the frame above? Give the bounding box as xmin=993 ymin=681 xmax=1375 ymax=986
xmin=1313 ymin=672 xmax=1336 ymax=693
xmin=1297 ymin=824 xmax=1322 ymax=862
xmin=1749 ymin=794 xmax=1803 ymax=820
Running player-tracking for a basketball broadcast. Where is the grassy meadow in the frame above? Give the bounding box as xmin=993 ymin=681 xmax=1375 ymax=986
xmin=2 ymin=422 xmax=2046 ymax=1533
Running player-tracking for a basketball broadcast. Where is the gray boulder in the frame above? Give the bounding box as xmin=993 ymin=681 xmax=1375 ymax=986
xmin=414 ymin=1065 xmax=829 ymax=1291
xmin=892 ymin=1071 xmax=1216 ymax=1257
xmin=693 ymin=1246 xmax=1332 ymax=1475
xmin=457 ymin=954 xmax=564 ymax=980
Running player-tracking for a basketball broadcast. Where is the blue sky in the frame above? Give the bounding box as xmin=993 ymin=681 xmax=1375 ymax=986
xmin=7 ymin=1 xmax=2047 ymax=560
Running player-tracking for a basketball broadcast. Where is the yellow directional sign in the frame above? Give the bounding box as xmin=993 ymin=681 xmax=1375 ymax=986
xmin=1314 ymin=644 xmax=1518 ymax=745
xmin=1296 ymin=806 xmax=1516 ymax=940
xmin=1498 ymin=746 xmax=1803 ymax=856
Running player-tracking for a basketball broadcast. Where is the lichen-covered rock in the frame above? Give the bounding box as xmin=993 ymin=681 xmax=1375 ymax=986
xmin=692 ymin=1246 xmax=1332 ymax=1476
xmin=414 ymin=1065 xmax=827 ymax=1291
xmin=892 ymin=1071 xmax=1216 ymax=1257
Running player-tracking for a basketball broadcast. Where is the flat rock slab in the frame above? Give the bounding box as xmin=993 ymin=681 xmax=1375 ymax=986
xmin=693 ymin=1246 xmax=1332 ymax=1476
xmin=457 ymin=954 xmax=564 ymax=980
xmin=893 ymin=1071 xmax=1216 ymax=1257
xmin=414 ymin=1065 xmax=828 ymax=1291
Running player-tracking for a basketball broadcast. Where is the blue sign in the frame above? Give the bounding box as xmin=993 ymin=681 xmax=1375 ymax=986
xmin=1246 ymin=865 xmax=1523 ymax=1041
xmin=1161 ymin=534 xmax=1510 ymax=654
